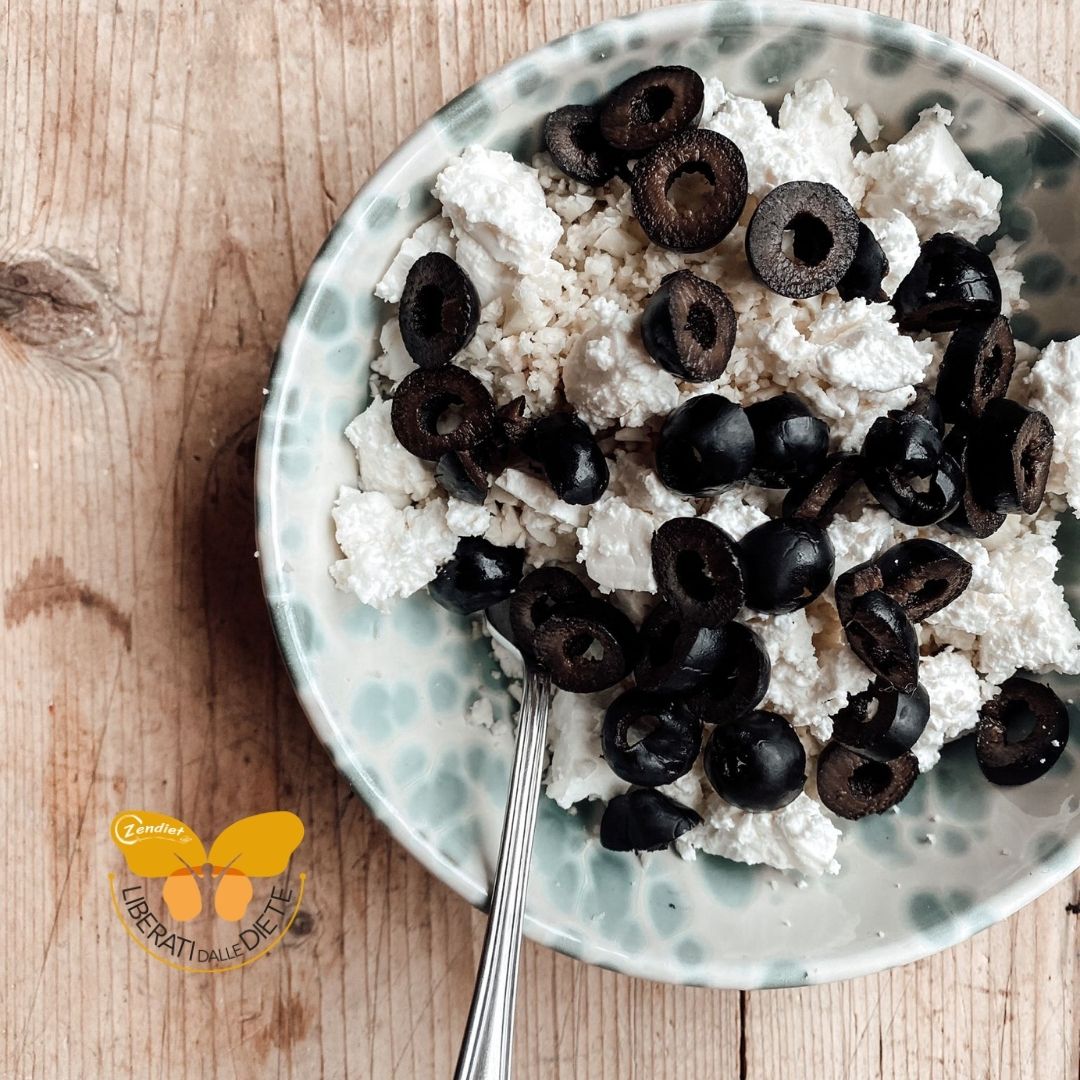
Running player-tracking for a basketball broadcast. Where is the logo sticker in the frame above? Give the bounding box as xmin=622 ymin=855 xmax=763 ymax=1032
xmin=108 ymin=810 xmax=306 ymax=973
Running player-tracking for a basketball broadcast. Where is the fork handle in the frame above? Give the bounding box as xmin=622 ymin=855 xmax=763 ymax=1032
xmin=453 ymin=667 xmax=552 ymax=1080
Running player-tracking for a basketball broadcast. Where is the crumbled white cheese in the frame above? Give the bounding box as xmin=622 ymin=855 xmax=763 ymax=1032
xmin=853 ymin=102 xmax=882 ymax=144
xmin=677 ymin=791 xmax=842 ymax=878
xmin=858 ymin=106 xmax=1002 ymax=242
xmin=911 ymin=648 xmax=994 ymax=771
xmin=434 ymin=145 xmax=562 ymax=276
xmin=563 ymin=296 xmax=680 ymax=430
xmin=344 ymin=398 xmax=435 ymax=507
xmin=701 ymin=487 xmax=771 ymax=540
xmin=576 ymin=497 xmax=658 ymax=594
xmin=371 ymin=318 xmax=415 ymax=385
xmin=445 ymin=497 xmax=492 ymax=538
xmin=545 ymin=688 xmax=628 ymax=808
xmin=1025 ymin=336 xmax=1080 ymax=510
xmin=373 ymin=215 xmax=456 ymax=303
xmin=331 ymin=488 xmax=456 ymax=611
xmin=864 ymin=210 xmax=921 ymax=296
xmin=494 ymin=467 xmax=589 ymax=528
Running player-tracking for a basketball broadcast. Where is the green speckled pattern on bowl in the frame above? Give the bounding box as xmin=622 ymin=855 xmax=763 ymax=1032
xmin=256 ymin=0 xmax=1080 ymax=989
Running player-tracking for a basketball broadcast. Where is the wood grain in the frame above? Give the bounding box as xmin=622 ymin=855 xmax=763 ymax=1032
xmin=1 ymin=1 xmax=1077 ymax=1077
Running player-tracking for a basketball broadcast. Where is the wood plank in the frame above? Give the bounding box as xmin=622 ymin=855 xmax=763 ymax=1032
xmin=0 ymin=1 xmax=1076 ymax=1078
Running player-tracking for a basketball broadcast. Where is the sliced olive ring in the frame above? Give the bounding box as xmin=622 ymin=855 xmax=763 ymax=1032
xmin=816 ymin=744 xmax=919 ymax=820
xmin=399 ymin=251 xmax=480 ymax=368
xmin=832 ymin=680 xmax=930 ymax=762
xmin=782 ymin=452 xmax=862 ymax=524
xmin=391 ymin=366 xmax=496 ymax=460
xmin=522 ymin=412 xmax=609 ymax=506
xmin=496 ymin=395 xmax=532 ymax=444
xmin=936 ymin=315 xmax=1016 ymax=422
xmin=656 ymin=394 xmax=755 ymax=496
xmin=835 ymin=221 xmax=889 ymax=303
xmin=601 ymin=689 xmax=703 ymax=786
xmin=634 ymin=603 xmax=726 ymax=693
xmin=843 ymin=590 xmax=919 ymax=695
xmin=873 ymin=538 xmax=972 ymax=622
xmin=941 ymin=426 xmax=1006 ymax=539
xmin=429 ymin=538 xmax=525 ymax=615
xmin=892 ymin=232 xmax=1002 ymax=334
xmin=599 ymin=65 xmax=705 ymax=154
xmin=543 ymin=104 xmax=621 ymax=186
xmin=532 ymin=597 xmax=637 ymax=693
xmin=434 ymin=449 xmax=489 ymax=505
xmin=969 ymin=398 xmax=1055 ymax=515
xmin=976 ymin=677 xmax=1070 ymax=786
xmin=862 ymin=411 xmax=963 ymax=526
xmin=834 ymin=558 xmax=885 ymax=627
xmin=651 ymin=517 xmax=743 ymax=628
xmin=599 ymin=788 xmax=702 ymax=852
xmin=745 ymin=181 xmax=861 ymax=299
xmin=904 ymin=387 xmax=945 ymax=436
xmin=640 ymin=270 xmax=737 ymax=381
xmin=681 ymin=623 xmax=771 ymax=728
xmin=631 ymin=129 xmax=748 ymax=253
xmin=702 ymin=710 xmax=806 ymax=812
xmin=745 ymin=392 xmax=830 ymax=489
xmin=509 ymin=566 xmax=589 ymax=666
xmin=739 ymin=519 xmax=835 ymax=614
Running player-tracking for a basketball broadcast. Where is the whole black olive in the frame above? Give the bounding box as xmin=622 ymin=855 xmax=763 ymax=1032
xmin=739 ymin=519 xmax=835 ymax=614
xmin=599 ymin=788 xmax=702 ymax=852
xmin=429 ymin=538 xmax=525 ymax=615
xmin=640 ymin=270 xmax=737 ymax=382
xmin=703 ymin=710 xmax=806 ymax=812
xmin=976 ymin=677 xmax=1070 ymax=786
xmin=968 ymin=398 xmax=1055 ymax=515
xmin=892 ymin=232 xmax=1002 ymax=333
xmin=651 ymin=517 xmax=743 ymax=628
xmin=656 ymin=394 xmax=755 ymax=497
xmin=745 ymin=393 xmax=829 ymax=488
xmin=634 ymin=603 xmax=726 ymax=693
xmin=816 ymin=743 xmax=919 ymax=820
xmin=832 ymin=680 xmax=930 ymax=762
xmin=601 ymin=689 xmax=703 ymax=786
xmin=681 ymin=622 xmax=771 ymax=726
xmin=842 ymin=590 xmax=919 ymax=695
xmin=522 ymin=412 xmax=609 ymax=505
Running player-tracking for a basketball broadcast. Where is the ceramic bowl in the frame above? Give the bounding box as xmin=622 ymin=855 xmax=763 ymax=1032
xmin=255 ymin=0 xmax=1080 ymax=988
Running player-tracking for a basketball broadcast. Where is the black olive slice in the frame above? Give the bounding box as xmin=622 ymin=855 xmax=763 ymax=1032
xmin=941 ymin=426 xmax=1007 ymax=539
xmin=835 ymin=221 xmax=890 ymax=302
xmin=656 ymin=394 xmax=755 ymax=496
xmin=429 ymin=538 xmax=525 ymax=615
xmin=599 ymin=788 xmax=702 ymax=852
xmin=739 ymin=519 xmax=835 ymax=614
xmin=532 ymin=597 xmax=637 ymax=693
xmin=640 ymin=270 xmax=737 ymax=381
xmin=543 ymin=104 xmax=621 ymax=186
xmin=434 ymin=449 xmax=489 ymax=504
xmin=398 ymin=251 xmax=480 ymax=368
xmin=832 ymin=680 xmax=930 ymax=762
xmin=816 ymin=744 xmax=919 ymax=820
xmin=702 ymin=710 xmax=806 ymax=812
xmin=862 ymin=411 xmax=964 ymax=526
xmin=634 ymin=603 xmax=726 ymax=693
xmin=745 ymin=392 xmax=830 ymax=488
xmin=874 ymin=538 xmax=973 ymax=622
xmin=976 ymin=677 xmax=1070 ymax=786
xmin=834 ymin=558 xmax=884 ymax=627
xmin=892 ymin=233 xmax=1002 ymax=334
xmin=904 ymin=387 xmax=946 ymax=436
xmin=745 ymin=181 xmax=860 ymax=299
xmin=782 ymin=452 xmax=862 ymax=524
xmin=651 ymin=517 xmax=743 ymax=628
xmin=969 ymin=398 xmax=1055 ymax=515
xmin=599 ymin=65 xmax=705 ymax=154
xmin=391 ymin=366 xmax=496 ymax=460
xmin=496 ymin=395 xmax=532 ymax=444
xmin=631 ymin=129 xmax=748 ymax=252
xmin=509 ymin=566 xmax=590 ymax=666
xmin=936 ymin=316 xmax=1016 ymax=422
xmin=843 ymin=590 xmax=919 ymax=694
xmin=601 ymin=689 xmax=703 ymax=786
xmin=521 ymin=412 xmax=610 ymax=505
xmin=681 ymin=622 xmax=771 ymax=725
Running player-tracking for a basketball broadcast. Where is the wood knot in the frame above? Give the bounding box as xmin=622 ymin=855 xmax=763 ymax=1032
xmin=0 ymin=249 xmax=118 ymax=363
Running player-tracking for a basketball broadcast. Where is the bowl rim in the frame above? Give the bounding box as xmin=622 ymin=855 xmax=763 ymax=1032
xmin=256 ymin=0 xmax=1080 ymax=989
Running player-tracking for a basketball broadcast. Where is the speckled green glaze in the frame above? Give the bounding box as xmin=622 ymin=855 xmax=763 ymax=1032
xmin=256 ymin=0 xmax=1080 ymax=989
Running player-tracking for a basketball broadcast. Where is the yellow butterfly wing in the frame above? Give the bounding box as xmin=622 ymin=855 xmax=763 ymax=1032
xmin=206 ymin=811 xmax=304 ymax=877
xmin=110 ymin=811 xmax=208 ymax=877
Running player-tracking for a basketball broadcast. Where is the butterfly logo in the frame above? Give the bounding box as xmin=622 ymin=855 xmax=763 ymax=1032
xmin=110 ymin=810 xmax=305 ymax=923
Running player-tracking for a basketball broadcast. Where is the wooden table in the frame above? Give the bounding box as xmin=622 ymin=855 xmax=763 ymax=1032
xmin=2 ymin=1 xmax=1078 ymax=1076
